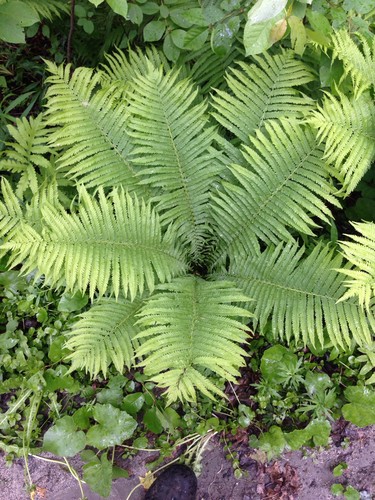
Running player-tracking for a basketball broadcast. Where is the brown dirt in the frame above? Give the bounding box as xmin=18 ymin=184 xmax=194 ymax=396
xmin=1 ymin=423 xmax=374 ymax=500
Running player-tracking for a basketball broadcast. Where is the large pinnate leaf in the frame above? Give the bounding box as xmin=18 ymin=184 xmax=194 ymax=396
xmin=2 ymin=187 xmax=187 ymax=300
xmin=136 ymin=276 xmax=252 ymax=403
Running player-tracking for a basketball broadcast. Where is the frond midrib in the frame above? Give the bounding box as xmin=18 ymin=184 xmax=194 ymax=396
xmin=213 ymin=141 xmax=322 ymax=265
xmin=43 ymin=236 xmax=184 ymax=265
xmin=219 ymin=270 xmax=359 ymax=306
xmin=154 ymin=83 xmax=200 ymax=239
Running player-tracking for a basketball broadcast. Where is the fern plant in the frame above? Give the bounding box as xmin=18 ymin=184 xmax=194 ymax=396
xmin=1 ymin=35 xmax=375 ymax=404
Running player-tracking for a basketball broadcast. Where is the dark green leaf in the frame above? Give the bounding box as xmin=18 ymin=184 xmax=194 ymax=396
xmin=143 ymin=408 xmax=163 ymax=434
xmin=121 ymin=393 xmax=145 ymax=415
xmin=211 ymin=16 xmax=240 ymax=56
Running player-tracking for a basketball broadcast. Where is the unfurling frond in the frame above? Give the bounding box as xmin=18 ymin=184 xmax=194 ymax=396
xmin=66 ymin=298 xmax=142 ymax=378
xmin=338 ymin=222 xmax=375 ymax=311
xmin=2 ymin=115 xmax=51 ymax=198
xmin=214 ymin=242 xmax=374 ymax=349
xmin=211 ymin=50 xmax=315 ymax=145
xmin=127 ymin=65 xmax=223 ymax=259
xmin=331 ymin=30 xmax=375 ymax=97
xmin=2 ymin=187 xmax=187 ymax=300
xmin=135 ymin=276 xmax=252 ymax=403
xmin=44 ymin=62 xmax=145 ymax=193
xmin=210 ymin=120 xmax=339 ymax=267
xmin=309 ymin=91 xmax=375 ymax=193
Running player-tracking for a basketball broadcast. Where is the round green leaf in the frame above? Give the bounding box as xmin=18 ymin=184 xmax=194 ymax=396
xmin=342 ymin=386 xmax=375 ymax=426
xmin=128 ymin=3 xmax=143 ymax=24
xmin=0 ymin=1 xmax=39 ymax=44
xmin=143 ymin=20 xmax=165 ymax=42
xmin=43 ymin=416 xmax=86 ymax=457
xmin=58 ymin=291 xmax=88 ymax=312
xmin=170 ymin=29 xmax=186 ymax=49
xmin=86 ymin=404 xmax=137 ymax=449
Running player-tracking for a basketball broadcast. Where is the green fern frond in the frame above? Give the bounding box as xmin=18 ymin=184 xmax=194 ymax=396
xmin=210 ymin=120 xmax=340 ymax=267
xmin=127 ymin=65 xmax=223 ymax=258
xmin=214 ymin=242 xmax=374 ymax=349
xmin=338 ymin=222 xmax=375 ymax=310
xmin=309 ymin=91 xmax=375 ymax=193
xmin=211 ymin=50 xmax=315 ymax=145
xmin=44 ymin=62 xmax=145 ymax=193
xmin=23 ymin=0 xmax=68 ymax=19
xmin=2 ymin=187 xmax=187 ymax=300
xmin=66 ymin=298 xmax=142 ymax=378
xmin=331 ymin=30 xmax=375 ymax=96
xmin=135 ymin=276 xmax=252 ymax=403
xmin=101 ymin=46 xmax=174 ymax=84
xmin=185 ymin=44 xmax=242 ymax=94
xmin=2 ymin=114 xmax=51 ymax=198
xmin=0 ymin=179 xmax=24 ymax=241
xmin=0 ymin=178 xmax=64 ymax=244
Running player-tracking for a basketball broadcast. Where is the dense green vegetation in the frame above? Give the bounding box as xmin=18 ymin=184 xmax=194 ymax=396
xmin=1 ymin=0 xmax=375 ymax=497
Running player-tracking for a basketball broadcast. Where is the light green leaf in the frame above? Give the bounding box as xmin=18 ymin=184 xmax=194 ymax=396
xmin=288 ymin=15 xmax=306 ymax=55
xmin=170 ymin=29 xmax=186 ymax=49
xmin=88 ymin=0 xmax=105 ymax=6
xmin=247 ymin=0 xmax=287 ymax=24
xmin=143 ymin=20 xmax=165 ymax=42
xmin=86 ymin=404 xmax=137 ymax=449
xmin=58 ymin=291 xmax=88 ymax=312
xmin=260 ymin=345 xmax=299 ymax=386
xmin=83 ymin=453 xmax=112 ymax=497
xmin=342 ymin=386 xmax=375 ymax=426
xmin=128 ymin=3 xmax=143 ymax=24
xmin=0 ymin=1 xmax=39 ymax=43
xmin=106 ymin=0 xmax=128 ymax=18
xmin=43 ymin=416 xmax=86 ymax=457
xmin=184 ymin=26 xmax=209 ymax=50
xmin=244 ymin=15 xmax=282 ymax=56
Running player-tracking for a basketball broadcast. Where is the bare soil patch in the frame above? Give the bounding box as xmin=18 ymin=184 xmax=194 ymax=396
xmin=1 ymin=423 xmax=374 ymax=500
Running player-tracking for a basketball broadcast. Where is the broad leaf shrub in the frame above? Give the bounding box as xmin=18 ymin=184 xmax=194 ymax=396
xmin=1 ymin=30 xmax=375 ymax=409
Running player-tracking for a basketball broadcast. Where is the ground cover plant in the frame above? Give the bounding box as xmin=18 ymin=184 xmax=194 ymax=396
xmin=1 ymin=0 xmax=375 ymax=497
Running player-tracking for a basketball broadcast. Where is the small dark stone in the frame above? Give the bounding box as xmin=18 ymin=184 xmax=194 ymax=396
xmin=144 ymin=464 xmax=197 ymax=500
